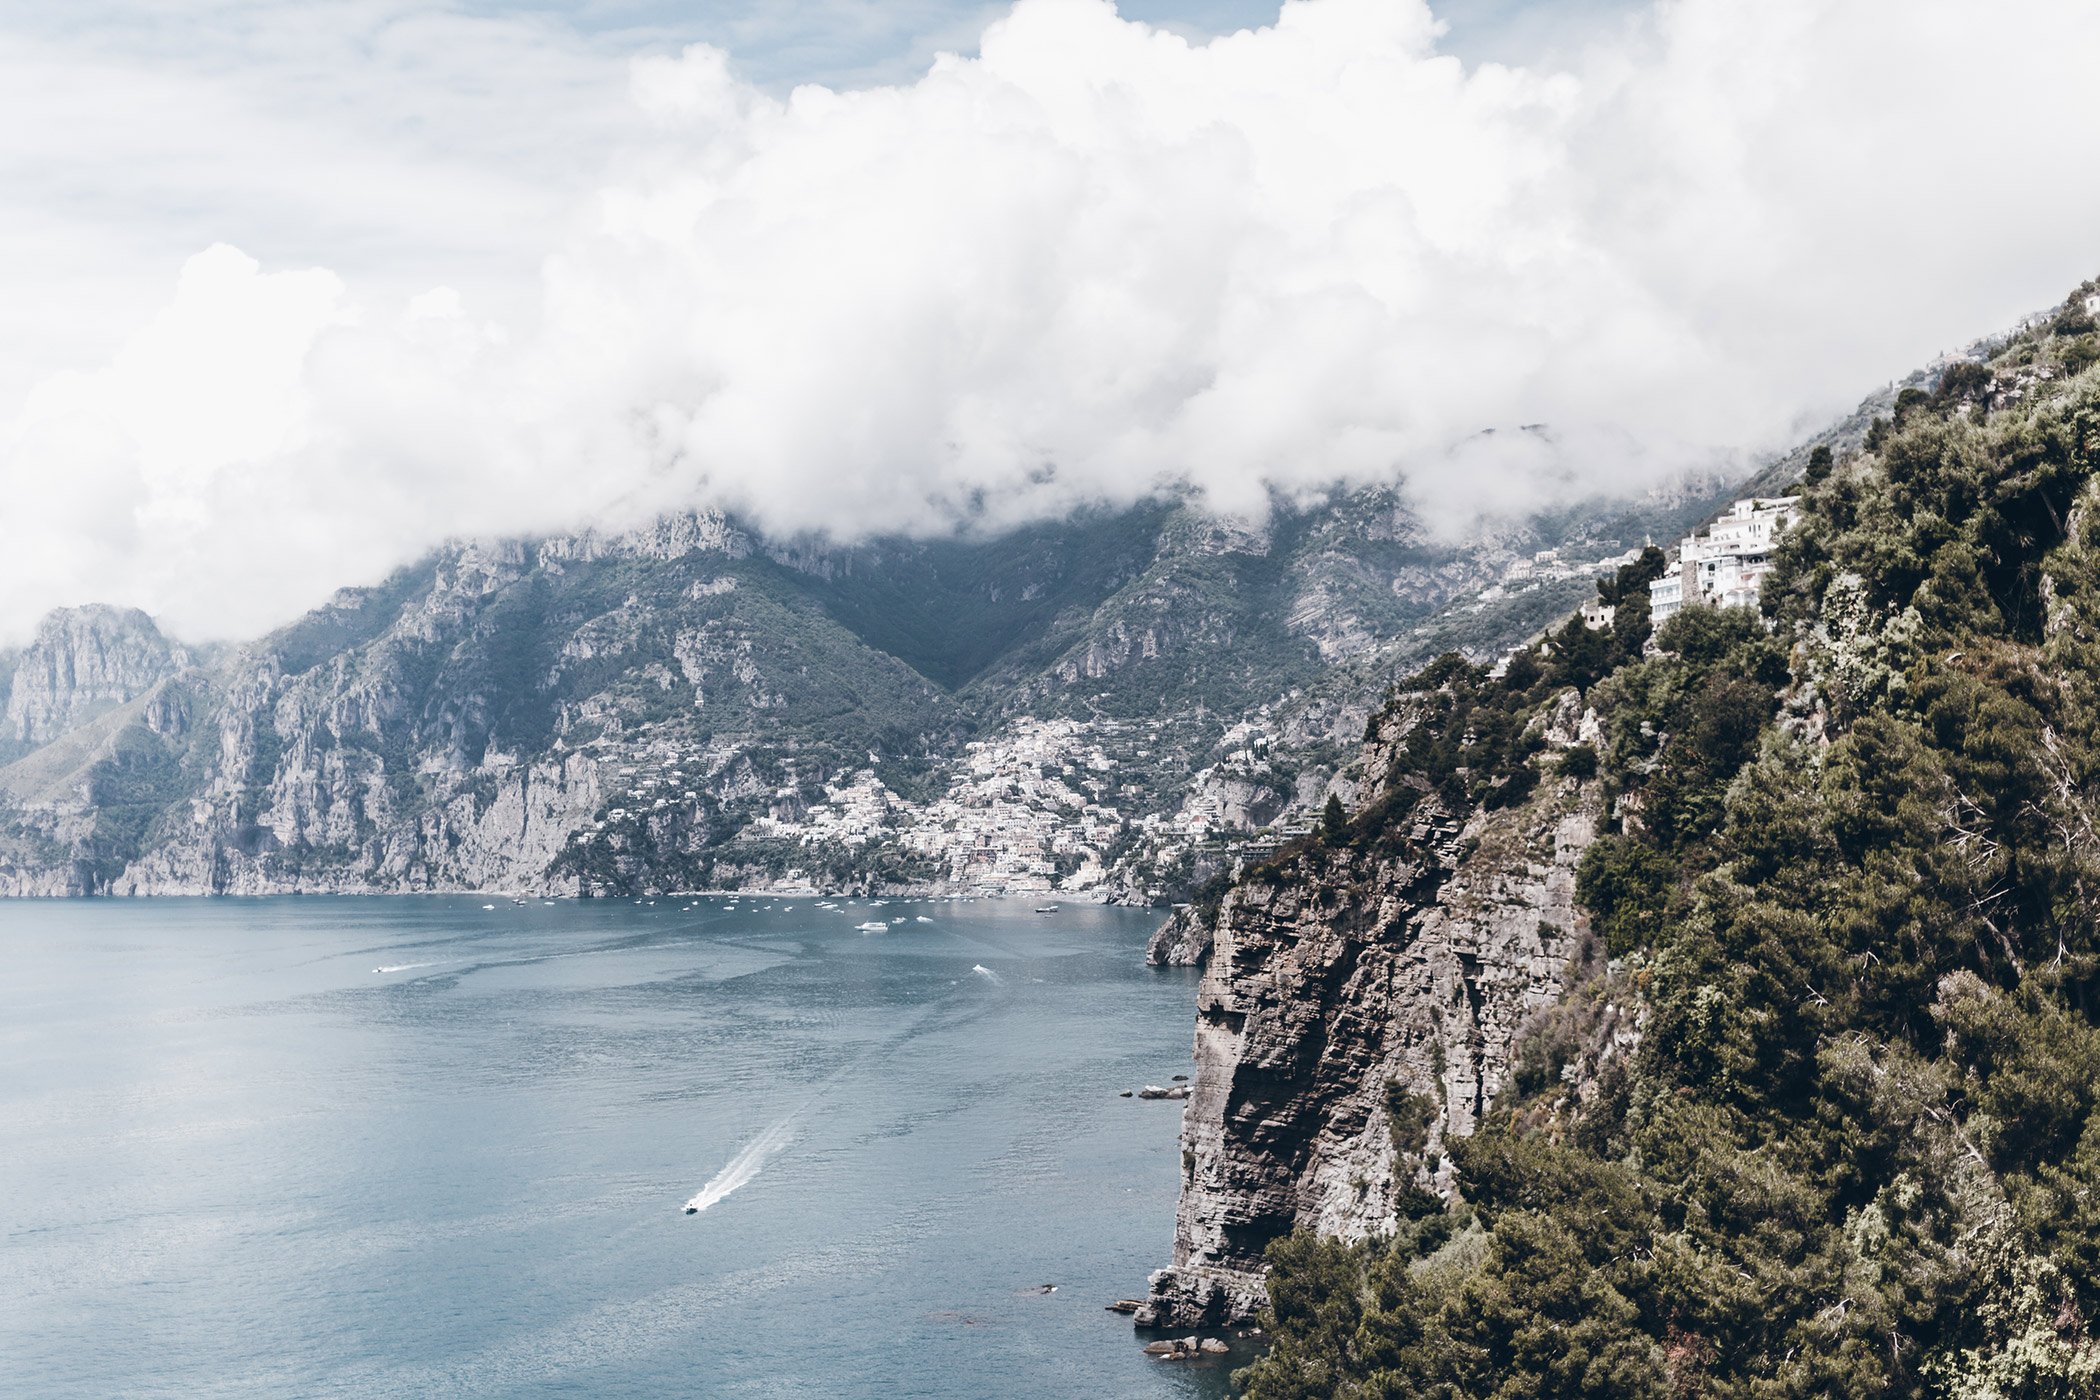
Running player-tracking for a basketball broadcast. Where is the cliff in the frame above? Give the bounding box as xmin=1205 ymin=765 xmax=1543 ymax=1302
xmin=1145 ymin=904 xmax=1214 ymax=966
xmin=1215 ymin=283 xmax=2100 ymax=1396
xmin=1127 ymin=337 xmax=1947 ymax=1339
xmin=0 ymin=606 xmax=186 ymax=763
xmin=1138 ymin=692 xmax=1605 ymax=1328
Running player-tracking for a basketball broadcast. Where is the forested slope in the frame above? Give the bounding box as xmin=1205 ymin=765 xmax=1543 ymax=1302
xmin=1239 ymin=285 xmax=2100 ymax=1397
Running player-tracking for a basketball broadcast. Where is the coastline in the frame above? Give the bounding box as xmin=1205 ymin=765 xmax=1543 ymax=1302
xmin=0 ymin=882 xmax=1151 ymax=904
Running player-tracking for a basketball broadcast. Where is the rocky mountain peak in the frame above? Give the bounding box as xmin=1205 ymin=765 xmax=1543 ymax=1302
xmin=2 ymin=605 xmax=186 ymax=759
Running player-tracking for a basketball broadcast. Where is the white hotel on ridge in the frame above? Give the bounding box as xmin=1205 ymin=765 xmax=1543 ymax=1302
xmin=1648 ymin=496 xmax=1801 ymax=626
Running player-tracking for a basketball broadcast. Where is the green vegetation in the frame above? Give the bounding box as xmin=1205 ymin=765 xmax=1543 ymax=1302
xmin=788 ymin=504 xmax=1169 ymax=690
xmin=1384 ymin=1079 xmax=1437 ymax=1158
xmin=1242 ymin=284 xmax=2100 ymax=1398
xmin=1804 ymin=443 xmax=1836 ymax=485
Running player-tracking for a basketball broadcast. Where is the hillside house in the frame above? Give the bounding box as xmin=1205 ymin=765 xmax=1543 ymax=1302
xmin=1649 ymin=496 xmax=1801 ymax=625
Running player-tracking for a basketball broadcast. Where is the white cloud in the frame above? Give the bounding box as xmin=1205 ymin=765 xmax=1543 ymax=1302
xmin=0 ymin=2 xmax=639 ymax=407
xmin=6 ymin=0 xmax=2100 ymax=643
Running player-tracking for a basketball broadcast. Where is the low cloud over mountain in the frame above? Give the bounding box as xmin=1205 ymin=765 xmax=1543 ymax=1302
xmin=7 ymin=0 xmax=2100 ymax=641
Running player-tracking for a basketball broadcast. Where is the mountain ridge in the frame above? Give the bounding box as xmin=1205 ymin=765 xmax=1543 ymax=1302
xmin=0 ymin=475 xmax=1757 ymax=899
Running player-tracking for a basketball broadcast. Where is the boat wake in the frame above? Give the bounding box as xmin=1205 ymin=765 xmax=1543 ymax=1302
xmin=681 ymin=954 xmax=1013 ymax=1216
xmin=683 ymin=1117 xmax=798 ymax=1215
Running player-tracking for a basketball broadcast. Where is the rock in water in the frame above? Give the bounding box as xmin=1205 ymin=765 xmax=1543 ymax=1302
xmin=1141 ymin=1336 xmax=1219 ymax=1361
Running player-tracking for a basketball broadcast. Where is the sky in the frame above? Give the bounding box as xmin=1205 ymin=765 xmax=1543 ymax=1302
xmin=3 ymin=0 xmax=2099 ymax=643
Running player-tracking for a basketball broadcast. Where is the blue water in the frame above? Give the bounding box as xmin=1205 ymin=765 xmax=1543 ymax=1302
xmin=0 ymin=896 xmax=1240 ymax=1398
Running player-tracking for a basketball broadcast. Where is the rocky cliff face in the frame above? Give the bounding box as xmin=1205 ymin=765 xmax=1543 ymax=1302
xmin=0 ymin=477 xmax=1736 ymax=899
xmin=1 ymin=606 xmax=185 ymax=761
xmin=1138 ymin=698 xmax=1603 ymax=1328
xmin=11 ymin=513 xmax=840 ymax=896
xmin=1146 ymin=904 xmax=1214 ymax=966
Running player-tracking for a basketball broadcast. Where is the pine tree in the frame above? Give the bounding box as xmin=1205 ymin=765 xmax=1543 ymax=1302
xmin=1321 ymin=793 xmax=1346 ymax=842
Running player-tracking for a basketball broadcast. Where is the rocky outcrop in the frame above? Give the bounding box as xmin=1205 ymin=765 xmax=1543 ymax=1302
xmin=1 ymin=606 xmax=185 ymax=760
xmin=1143 ymin=1335 xmax=1231 ymax=1359
xmin=1138 ymin=731 xmax=1602 ymax=1329
xmin=1146 ymin=905 xmax=1214 ymax=966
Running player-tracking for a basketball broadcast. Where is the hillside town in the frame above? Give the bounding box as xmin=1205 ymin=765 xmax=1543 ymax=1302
xmin=730 ymin=711 xmax=1324 ymax=899
xmin=741 ymin=717 xmax=1132 ymax=894
xmin=1469 ymin=541 xmax=1649 ymax=610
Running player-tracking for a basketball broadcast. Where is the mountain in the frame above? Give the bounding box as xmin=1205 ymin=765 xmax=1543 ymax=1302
xmin=1143 ymin=281 xmax=2100 ymax=1395
xmin=0 ymin=478 xmax=1754 ymax=898
xmin=0 ymin=605 xmax=190 ymax=763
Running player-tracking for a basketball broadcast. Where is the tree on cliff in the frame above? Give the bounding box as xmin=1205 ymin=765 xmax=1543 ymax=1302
xmin=1804 ymin=443 xmax=1834 ymax=483
xmin=1240 ymin=287 xmax=2100 ymax=1400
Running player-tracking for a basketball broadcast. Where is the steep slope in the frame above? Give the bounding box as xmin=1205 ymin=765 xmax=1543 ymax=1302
xmin=6 ymin=515 xmax=966 ymax=895
xmin=1154 ymin=283 xmax=2100 ymax=1397
xmin=0 ymin=606 xmax=187 ymax=763
xmin=1142 ymin=713 xmax=1605 ymax=1329
xmin=0 ymin=476 xmax=1754 ymax=898
xmin=1137 ymin=563 xmax=1662 ymax=1328
xmin=777 ymin=504 xmax=1173 ymax=691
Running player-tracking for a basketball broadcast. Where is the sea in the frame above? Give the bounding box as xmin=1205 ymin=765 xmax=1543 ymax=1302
xmin=1 ymin=895 xmax=1246 ymax=1399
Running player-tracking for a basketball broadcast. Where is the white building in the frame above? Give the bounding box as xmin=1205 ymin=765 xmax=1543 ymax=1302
xmin=1649 ymin=496 xmax=1800 ymax=626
